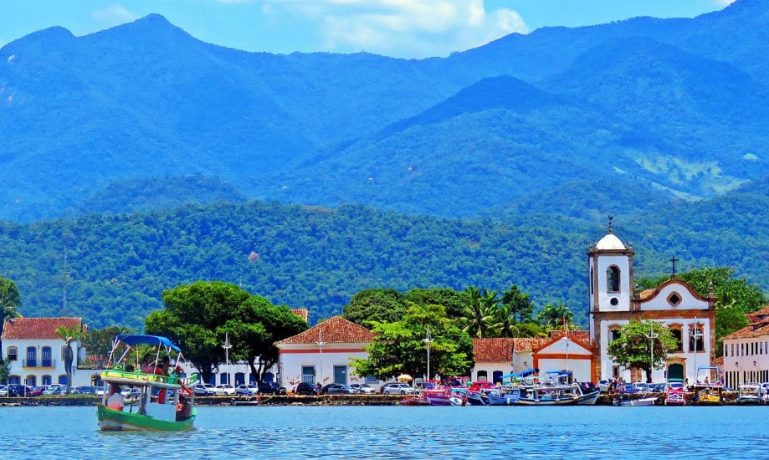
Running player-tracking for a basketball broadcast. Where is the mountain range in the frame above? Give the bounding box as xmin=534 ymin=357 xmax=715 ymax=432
xmin=2 ymin=0 xmax=769 ymax=220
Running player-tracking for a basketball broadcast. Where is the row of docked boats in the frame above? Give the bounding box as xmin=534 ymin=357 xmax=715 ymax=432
xmin=400 ymin=370 xmax=600 ymax=407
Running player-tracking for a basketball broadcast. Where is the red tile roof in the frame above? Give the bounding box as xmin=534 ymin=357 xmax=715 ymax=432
xmin=748 ymin=306 xmax=769 ymax=323
xmin=276 ymin=316 xmax=372 ymax=345
xmin=290 ymin=308 xmax=309 ymax=323
xmin=1 ymin=317 xmax=84 ymax=340
xmin=549 ymin=329 xmax=590 ymax=348
xmin=722 ymin=321 xmax=769 ymax=341
xmin=473 ymin=338 xmax=550 ymax=361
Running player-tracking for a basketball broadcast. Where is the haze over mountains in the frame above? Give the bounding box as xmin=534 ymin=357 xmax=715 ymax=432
xmin=2 ymin=0 xmax=769 ymax=326
xmin=2 ymin=0 xmax=769 ymax=221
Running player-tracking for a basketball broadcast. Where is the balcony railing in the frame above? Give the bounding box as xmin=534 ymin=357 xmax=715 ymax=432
xmin=23 ymin=358 xmax=57 ymax=368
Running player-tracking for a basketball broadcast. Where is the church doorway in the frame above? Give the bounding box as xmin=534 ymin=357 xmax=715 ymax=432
xmin=668 ymin=363 xmax=684 ymax=380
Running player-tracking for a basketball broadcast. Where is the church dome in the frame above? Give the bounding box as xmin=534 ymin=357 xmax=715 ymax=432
xmin=595 ymin=233 xmax=626 ymax=250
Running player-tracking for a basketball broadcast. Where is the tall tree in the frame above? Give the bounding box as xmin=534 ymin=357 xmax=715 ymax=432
xmin=608 ymin=320 xmax=678 ymax=383
xmin=501 ymin=285 xmax=534 ymax=323
xmin=537 ymin=302 xmax=574 ymax=330
xmin=0 ymin=276 xmax=21 ymax=337
xmin=461 ymin=287 xmax=499 ymax=339
xmin=343 ymin=288 xmax=407 ymax=326
xmin=145 ymin=281 xmax=251 ymax=383
xmin=55 ymin=324 xmax=84 ymax=393
xmin=81 ymin=325 xmax=133 ymax=366
xmin=405 ymin=288 xmax=469 ymax=320
xmin=351 ymin=302 xmax=473 ymax=381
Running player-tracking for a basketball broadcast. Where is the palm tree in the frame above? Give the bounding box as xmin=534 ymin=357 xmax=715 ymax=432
xmin=537 ymin=303 xmax=574 ymax=331
xmin=0 ymin=277 xmax=21 ymax=337
xmin=501 ymin=285 xmax=534 ymax=323
xmin=494 ymin=302 xmax=520 ymax=338
xmin=55 ymin=324 xmax=84 ymax=394
xmin=462 ymin=287 xmax=499 ymax=338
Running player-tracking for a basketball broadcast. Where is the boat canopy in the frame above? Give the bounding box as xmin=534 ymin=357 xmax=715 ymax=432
xmin=518 ymin=368 xmax=538 ymax=378
xmin=545 ymin=370 xmax=573 ymax=377
xmin=115 ymin=334 xmax=181 ymax=352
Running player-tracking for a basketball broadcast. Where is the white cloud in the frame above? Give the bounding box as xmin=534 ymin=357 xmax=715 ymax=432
xmin=268 ymin=0 xmax=528 ymax=58
xmin=91 ymin=4 xmax=139 ymax=28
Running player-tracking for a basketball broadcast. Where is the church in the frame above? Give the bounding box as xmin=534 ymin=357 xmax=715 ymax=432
xmin=588 ymin=223 xmax=716 ymax=383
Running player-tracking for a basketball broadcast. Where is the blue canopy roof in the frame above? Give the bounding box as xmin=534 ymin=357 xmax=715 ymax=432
xmin=116 ymin=334 xmax=181 ymax=352
xmin=545 ymin=370 xmax=573 ymax=376
xmin=518 ymin=368 xmax=538 ymax=378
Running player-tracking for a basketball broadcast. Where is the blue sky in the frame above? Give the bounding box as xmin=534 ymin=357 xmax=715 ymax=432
xmin=0 ymin=0 xmax=735 ymax=58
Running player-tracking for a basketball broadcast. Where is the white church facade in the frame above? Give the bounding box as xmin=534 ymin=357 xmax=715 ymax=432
xmin=588 ymin=226 xmax=716 ymax=383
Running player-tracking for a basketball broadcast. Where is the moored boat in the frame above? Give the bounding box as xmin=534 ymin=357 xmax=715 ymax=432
xmin=97 ymin=334 xmax=198 ymax=431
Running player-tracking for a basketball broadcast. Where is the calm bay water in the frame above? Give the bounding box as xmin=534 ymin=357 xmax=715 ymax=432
xmin=0 ymin=405 xmax=766 ymax=459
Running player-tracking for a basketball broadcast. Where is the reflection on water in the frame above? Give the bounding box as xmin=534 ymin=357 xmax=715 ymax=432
xmin=1 ymin=406 xmax=768 ymax=458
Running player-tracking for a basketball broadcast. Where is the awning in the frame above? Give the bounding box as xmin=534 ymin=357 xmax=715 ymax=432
xmin=115 ymin=334 xmax=181 ymax=352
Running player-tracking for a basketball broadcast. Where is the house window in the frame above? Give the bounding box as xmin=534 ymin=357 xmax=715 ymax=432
xmin=42 ymin=375 xmax=52 ymax=385
xmin=493 ymin=371 xmax=504 ymax=384
xmin=58 ymin=375 xmax=68 ymax=385
xmin=607 ymin=266 xmax=620 ymax=293
xmin=7 ymin=346 xmax=17 ymax=361
xmin=477 ymin=370 xmax=488 ymax=382
xmin=302 ymin=366 xmax=316 ymax=384
xmin=42 ymin=346 xmax=52 ymax=367
xmin=667 ymin=292 xmax=682 ymax=307
xmin=26 ymin=347 xmax=37 ymax=367
xmin=670 ymin=328 xmax=683 ymax=352
xmin=689 ymin=327 xmax=704 ymax=353
xmin=26 ymin=375 xmax=36 ymax=386
xmin=610 ymin=329 xmax=621 ymax=343
xmin=590 ymin=267 xmax=594 ymax=294
xmin=8 ymin=375 xmax=21 ymax=385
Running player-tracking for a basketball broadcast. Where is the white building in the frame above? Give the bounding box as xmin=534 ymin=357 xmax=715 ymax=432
xmin=471 ymin=338 xmax=548 ymax=383
xmin=722 ymin=306 xmax=769 ymax=388
xmin=1 ymin=317 xmax=89 ymax=387
xmin=533 ymin=332 xmax=592 ymax=383
xmin=589 ymin=226 xmax=716 ymax=383
xmin=275 ymin=316 xmax=379 ymax=389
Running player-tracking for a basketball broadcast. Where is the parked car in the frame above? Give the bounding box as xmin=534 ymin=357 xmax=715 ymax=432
xmin=214 ymin=384 xmax=236 ymax=396
xmin=7 ymin=384 xmax=30 ymax=397
xmin=0 ymin=385 xmax=7 ymax=397
xmin=258 ymin=381 xmax=286 ymax=395
xmin=121 ymin=387 xmax=142 ymax=398
xmin=597 ymin=379 xmax=612 ymax=393
xmin=321 ymin=383 xmax=355 ymax=395
xmin=95 ymin=386 xmax=107 ymax=396
xmin=29 ymin=386 xmax=48 ymax=397
xmin=77 ymin=386 xmax=98 ymax=395
xmin=235 ymin=384 xmax=258 ymax=396
xmin=383 ymin=383 xmax=414 ymax=395
xmin=294 ymin=382 xmax=319 ymax=395
xmin=43 ymin=385 xmax=65 ymax=395
xmin=194 ymin=384 xmax=217 ymax=396
xmin=349 ymin=383 xmax=375 ymax=394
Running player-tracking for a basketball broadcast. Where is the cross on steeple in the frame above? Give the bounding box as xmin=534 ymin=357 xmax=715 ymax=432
xmin=607 ymin=215 xmax=614 ymax=234
xmin=670 ymin=255 xmax=679 ymax=278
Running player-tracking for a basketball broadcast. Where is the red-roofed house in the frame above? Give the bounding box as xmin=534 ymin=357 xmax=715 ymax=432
xmin=722 ymin=305 xmax=769 ymax=388
xmin=1 ymin=317 xmax=88 ymax=387
xmin=276 ymin=316 xmax=380 ymax=389
xmin=471 ymin=338 xmax=548 ymax=383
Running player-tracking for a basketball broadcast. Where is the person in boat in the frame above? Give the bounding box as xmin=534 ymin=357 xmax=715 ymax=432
xmin=155 ymin=356 xmax=171 ymax=404
xmin=176 ymin=394 xmax=191 ymax=421
xmin=140 ymin=354 xmax=153 ymax=373
xmin=107 ymin=384 xmax=124 ymax=411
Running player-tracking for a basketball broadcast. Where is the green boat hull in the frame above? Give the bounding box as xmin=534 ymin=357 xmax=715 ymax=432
xmin=97 ymin=405 xmax=196 ymax=431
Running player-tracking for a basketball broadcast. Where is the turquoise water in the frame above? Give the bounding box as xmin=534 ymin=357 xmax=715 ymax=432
xmin=0 ymin=405 xmax=766 ymax=459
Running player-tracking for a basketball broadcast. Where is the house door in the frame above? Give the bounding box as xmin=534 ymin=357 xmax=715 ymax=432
xmin=334 ymin=366 xmax=347 ymax=384
xmin=668 ymin=363 xmax=684 ymax=380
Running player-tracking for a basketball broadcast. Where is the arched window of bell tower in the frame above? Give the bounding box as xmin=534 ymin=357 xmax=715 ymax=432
xmin=607 ymin=266 xmax=620 ymax=293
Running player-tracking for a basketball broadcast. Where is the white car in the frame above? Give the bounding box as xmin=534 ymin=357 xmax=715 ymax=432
xmin=349 ymin=384 xmax=375 ymax=394
xmin=121 ymin=387 xmax=142 ymax=398
xmin=214 ymin=384 xmax=236 ymax=396
xmin=382 ymin=383 xmax=414 ymax=395
xmin=0 ymin=385 xmax=8 ymax=397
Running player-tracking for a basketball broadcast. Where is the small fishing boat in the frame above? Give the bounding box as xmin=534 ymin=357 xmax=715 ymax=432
xmin=487 ymin=388 xmax=521 ymax=405
xmin=736 ymin=384 xmax=761 ymax=405
xmin=466 ymin=391 xmax=487 ymax=406
xmin=516 ymin=383 xmax=599 ymax=406
xmin=97 ymin=334 xmax=198 ymax=431
xmin=664 ymin=380 xmax=686 ymax=406
xmin=614 ymin=394 xmax=657 ymax=406
xmin=693 ymin=366 xmax=724 ymax=405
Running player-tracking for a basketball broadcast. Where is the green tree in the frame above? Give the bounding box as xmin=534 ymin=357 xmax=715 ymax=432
xmin=461 ymin=287 xmax=499 ymax=338
xmin=501 ymin=285 xmax=534 ymax=323
xmin=81 ymin=325 xmax=133 ymax=364
xmin=145 ymin=281 xmax=251 ymax=383
xmin=537 ymin=303 xmax=574 ymax=330
xmin=608 ymin=320 xmax=678 ymax=383
xmin=0 ymin=359 xmax=10 ymax=384
xmin=222 ymin=296 xmax=307 ymax=381
xmin=343 ymin=288 xmax=407 ymax=326
xmin=0 ymin=276 xmax=21 ymax=337
xmin=351 ymin=302 xmax=473 ymax=381
xmin=405 ymin=288 xmax=468 ymax=320
xmin=55 ymin=324 xmax=85 ymax=393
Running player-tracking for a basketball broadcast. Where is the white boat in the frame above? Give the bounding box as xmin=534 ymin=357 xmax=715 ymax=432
xmin=737 ymin=384 xmax=762 ymax=405
xmin=618 ymin=395 xmax=657 ymax=406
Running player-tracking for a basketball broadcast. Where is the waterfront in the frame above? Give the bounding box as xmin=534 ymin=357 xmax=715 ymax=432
xmin=1 ymin=406 xmax=768 ymax=459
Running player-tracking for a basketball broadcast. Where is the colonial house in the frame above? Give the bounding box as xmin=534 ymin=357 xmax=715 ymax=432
xmin=533 ymin=331 xmax=592 ymax=382
xmin=275 ymin=316 xmax=378 ymax=389
xmin=589 ymin=226 xmax=716 ymax=383
xmin=471 ymin=338 xmax=548 ymax=383
xmin=1 ymin=317 xmax=88 ymax=387
xmin=722 ymin=305 xmax=769 ymax=388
